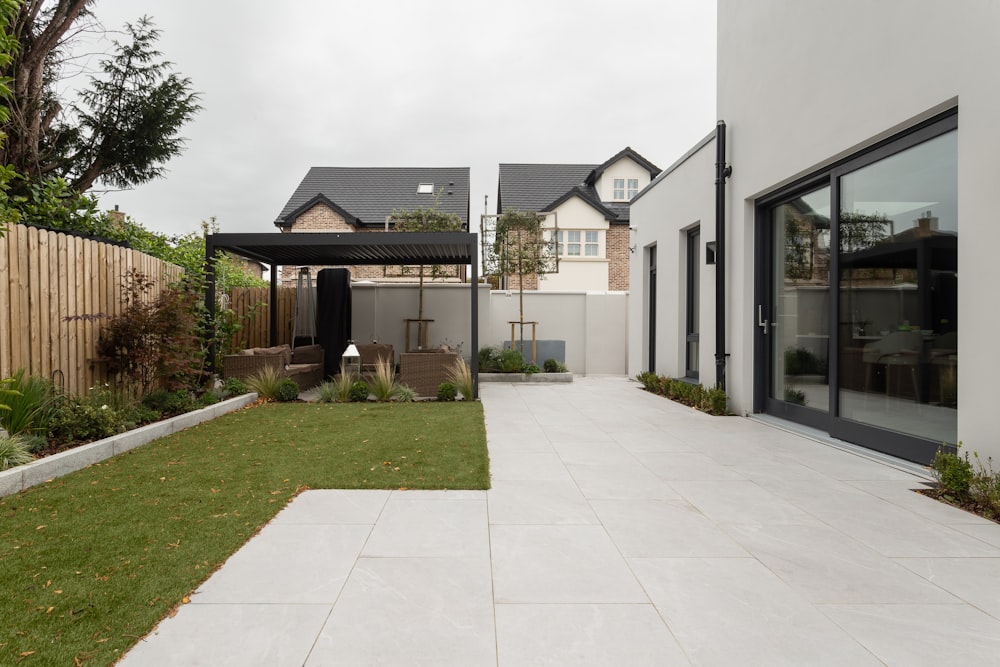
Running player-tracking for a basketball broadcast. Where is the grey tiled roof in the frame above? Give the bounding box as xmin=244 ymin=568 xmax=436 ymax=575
xmin=274 ymin=167 xmax=471 ymax=229
xmin=497 ymin=163 xmax=596 ymax=214
xmin=585 ymin=146 xmax=660 ymax=185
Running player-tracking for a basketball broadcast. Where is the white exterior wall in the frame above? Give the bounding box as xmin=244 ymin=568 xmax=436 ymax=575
xmin=540 ymin=197 xmax=610 ymax=292
xmin=712 ymin=0 xmax=1000 ymax=455
xmin=350 ymin=283 xmax=628 ymax=375
xmin=595 ymin=157 xmax=654 ymax=202
xmin=628 ymin=135 xmax=716 ymax=383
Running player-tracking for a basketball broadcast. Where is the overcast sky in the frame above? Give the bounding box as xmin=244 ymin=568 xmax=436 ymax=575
xmin=75 ymin=0 xmax=716 ymax=237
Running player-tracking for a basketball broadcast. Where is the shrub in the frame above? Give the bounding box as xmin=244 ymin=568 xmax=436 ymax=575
xmin=246 ymin=366 xmax=283 ymax=400
xmin=197 ymin=391 xmax=219 ymax=407
xmin=523 ymin=363 xmax=540 ymax=374
xmin=704 ymin=386 xmax=728 ymax=416
xmin=394 ymin=384 xmax=416 ymax=402
xmin=446 ymin=358 xmax=474 ymax=401
xmin=48 ymin=395 xmax=130 ymax=445
xmin=316 ymin=381 xmax=339 ymax=404
xmin=143 ymin=389 xmax=198 ymax=417
xmin=932 ymin=448 xmax=973 ymax=496
xmin=436 ymin=382 xmax=457 ymax=402
xmin=369 ymin=358 xmax=399 ymax=402
xmin=478 ymin=345 xmax=501 ymax=372
xmin=95 ymin=269 xmax=204 ymax=396
xmin=497 ymin=348 xmax=524 ymax=373
xmin=19 ymin=433 xmax=49 ymax=454
xmin=543 ymin=358 xmax=568 ymax=373
xmin=0 ymin=370 xmax=57 ymax=436
xmin=223 ymin=376 xmax=248 ymax=396
xmin=348 ymin=381 xmax=369 ymax=403
xmin=636 ymin=371 xmax=660 ymax=392
xmin=276 ymin=379 xmax=299 ymax=402
xmin=969 ymin=452 xmax=1000 ymax=518
xmin=0 ymin=434 xmax=33 ymax=470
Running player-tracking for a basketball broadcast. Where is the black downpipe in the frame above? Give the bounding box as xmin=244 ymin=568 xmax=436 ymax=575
xmin=715 ymin=121 xmax=732 ymax=389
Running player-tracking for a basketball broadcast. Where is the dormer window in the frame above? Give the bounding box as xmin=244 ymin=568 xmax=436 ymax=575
xmin=613 ymin=178 xmax=640 ymax=201
xmin=417 ymin=183 xmax=434 ymax=194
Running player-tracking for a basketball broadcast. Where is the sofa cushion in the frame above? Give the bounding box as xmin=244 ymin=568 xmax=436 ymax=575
xmin=255 ymin=344 xmax=291 ymax=365
xmin=292 ymin=344 xmax=323 ymax=365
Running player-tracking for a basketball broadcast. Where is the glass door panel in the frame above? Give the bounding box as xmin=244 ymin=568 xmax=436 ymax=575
xmin=837 ymin=130 xmax=957 ymax=444
xmin=771 ymin=187 xmax=831 ymax=412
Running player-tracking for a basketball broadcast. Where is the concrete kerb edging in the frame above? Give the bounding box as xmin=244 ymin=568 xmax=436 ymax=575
xmin=0 ymin=393 xmax=259 ymax=498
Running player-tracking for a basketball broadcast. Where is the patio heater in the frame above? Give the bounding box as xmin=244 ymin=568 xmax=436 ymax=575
xmin=341 ymin=341 xmax=361 ymax=376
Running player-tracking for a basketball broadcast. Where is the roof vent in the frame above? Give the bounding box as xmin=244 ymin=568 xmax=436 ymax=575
xmin=417 ymin=183 xmax=434 ymax=194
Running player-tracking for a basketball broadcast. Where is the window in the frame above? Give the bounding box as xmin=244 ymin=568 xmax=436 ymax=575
xmin=556 ymin=230 xmax=601 ymax=257
xmin=613 ymin=178 xmax=640 ymax=201
xmin=416 ymin=183 xmax=434 ymax=194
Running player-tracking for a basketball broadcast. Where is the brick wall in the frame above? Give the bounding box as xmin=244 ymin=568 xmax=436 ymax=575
xmin=279 ymin=202 xmax=463 ymax=286
xmin=607 ymin=224 xmax=630 ymax=291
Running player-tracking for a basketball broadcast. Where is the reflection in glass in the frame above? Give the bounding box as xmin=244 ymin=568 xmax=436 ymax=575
xmin=838 ymin=130 xmax=957 ymax=444
xmin=772 ymin=187 xmax=831 ymax=411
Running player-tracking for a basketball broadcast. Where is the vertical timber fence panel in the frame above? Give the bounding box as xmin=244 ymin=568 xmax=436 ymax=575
xmin=0 ymin=225 xmax=182 ymax=396
xmin=226 ymin=287 xmax=296 ymax=350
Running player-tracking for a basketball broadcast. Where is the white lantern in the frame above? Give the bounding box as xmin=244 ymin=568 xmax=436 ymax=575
xmin=341 ymin=341 xmax=361 ymax=376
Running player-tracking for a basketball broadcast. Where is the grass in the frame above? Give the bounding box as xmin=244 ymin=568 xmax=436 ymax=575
xmin=0 ymin=400 xmax=488 ymax=666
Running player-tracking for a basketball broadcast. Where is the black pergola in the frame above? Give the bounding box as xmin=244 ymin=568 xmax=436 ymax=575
xmin=205 ymin=231 xmax=480 ymax=397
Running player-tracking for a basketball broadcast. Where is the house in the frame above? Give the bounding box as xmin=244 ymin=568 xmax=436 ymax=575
xmin=273 ymin=166 xmax=471 ymax=285
xmin=496 ymin=147 xmax=659 ymax=292
xmin=629 ymin=0 xmax=997 ymax=465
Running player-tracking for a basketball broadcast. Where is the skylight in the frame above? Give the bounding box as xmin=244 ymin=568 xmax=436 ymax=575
xmin=417 ymin=183 xmax=434 ymax=194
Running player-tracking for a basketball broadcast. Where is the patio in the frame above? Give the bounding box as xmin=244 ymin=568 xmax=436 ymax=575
xmin=121 ymin=377 xmax=1000 ymax=666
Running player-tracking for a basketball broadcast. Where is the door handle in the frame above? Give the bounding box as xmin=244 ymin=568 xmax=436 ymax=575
xmin=758 ymin=305 xmax=769 ymax=335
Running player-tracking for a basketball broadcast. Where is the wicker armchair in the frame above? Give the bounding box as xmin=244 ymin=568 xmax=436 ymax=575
xmin=356 ymin=343 xmax=394 ymax=374
xmin=399 ymin=350 xmax=459 ymax=397
xmin=223 ymin=344 xmax=324 ymax=389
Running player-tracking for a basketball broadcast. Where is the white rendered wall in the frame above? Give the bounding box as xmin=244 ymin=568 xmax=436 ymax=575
xmin=540 ymin=196 xmax=610 ymax=292
xmin=628 ymin=135 xmax=716 ymax=384
xmin=718 ymin=0 xmax=1000 ymax=453
xmin=351 ymin=283 xmax=628 ymax=375
xmin=595 ymin=157 xmax=654 ymax=203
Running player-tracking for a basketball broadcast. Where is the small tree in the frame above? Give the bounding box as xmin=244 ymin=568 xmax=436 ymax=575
xmin=483 ymin=210 xmax=556 ymax=355
xmin=390 ymin=204 xmax=463 ymax=348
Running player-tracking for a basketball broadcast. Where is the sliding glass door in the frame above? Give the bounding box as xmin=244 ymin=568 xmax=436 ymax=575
xmin=757 ymin=112 xmax=957 ymax=463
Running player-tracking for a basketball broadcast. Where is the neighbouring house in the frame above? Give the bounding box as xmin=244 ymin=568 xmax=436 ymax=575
xmin=495 ymin=147 xmax=659 ymax=292
xmin=273 ymin=166 xmax=471 ymax=285
xmin=629 ymin=0 xmax=997 ymax=465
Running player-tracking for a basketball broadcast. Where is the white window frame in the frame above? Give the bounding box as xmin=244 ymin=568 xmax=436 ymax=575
xmin=556 ymin=229 xmax=603 ymax=258
xmin=613 ymin=178 xmax=625 ymax=200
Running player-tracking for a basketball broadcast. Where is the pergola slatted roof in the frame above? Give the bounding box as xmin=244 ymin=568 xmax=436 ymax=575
xmin=208 ymin=231 xmax=477 ymax=267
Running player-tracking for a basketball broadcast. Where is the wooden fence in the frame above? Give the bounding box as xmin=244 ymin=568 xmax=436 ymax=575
xmin=223 ymin=287 xmax=296 ymax=350
xmin=0 ymin=224 xmax=183 ymax=396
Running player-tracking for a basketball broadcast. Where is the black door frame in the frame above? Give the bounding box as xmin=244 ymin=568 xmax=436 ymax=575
xmin=647 ymin=244 xmax=657 ymax=373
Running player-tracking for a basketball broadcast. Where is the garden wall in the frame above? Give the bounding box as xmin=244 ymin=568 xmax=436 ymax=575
xmin=0 ymin=224 xmax=182 ymax=396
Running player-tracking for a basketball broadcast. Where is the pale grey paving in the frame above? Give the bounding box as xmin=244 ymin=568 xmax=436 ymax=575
xmin=122 ymin=377 xmax=1000 ymax=666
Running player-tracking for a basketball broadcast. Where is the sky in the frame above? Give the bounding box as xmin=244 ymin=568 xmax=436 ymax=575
xmin=71 ymin=0 xmax=717 ymax=238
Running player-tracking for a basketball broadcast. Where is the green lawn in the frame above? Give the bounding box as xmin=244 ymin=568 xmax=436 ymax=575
xmin=0 ymin=401 xmax=489 ymax=666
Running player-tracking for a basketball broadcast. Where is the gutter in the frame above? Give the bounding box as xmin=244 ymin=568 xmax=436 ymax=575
xmin=715 ymin=121 xmax=732 ymax=389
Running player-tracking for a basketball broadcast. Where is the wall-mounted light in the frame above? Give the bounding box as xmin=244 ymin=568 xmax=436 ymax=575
xmin=706 ymin=241 xmax=717 ymax=265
